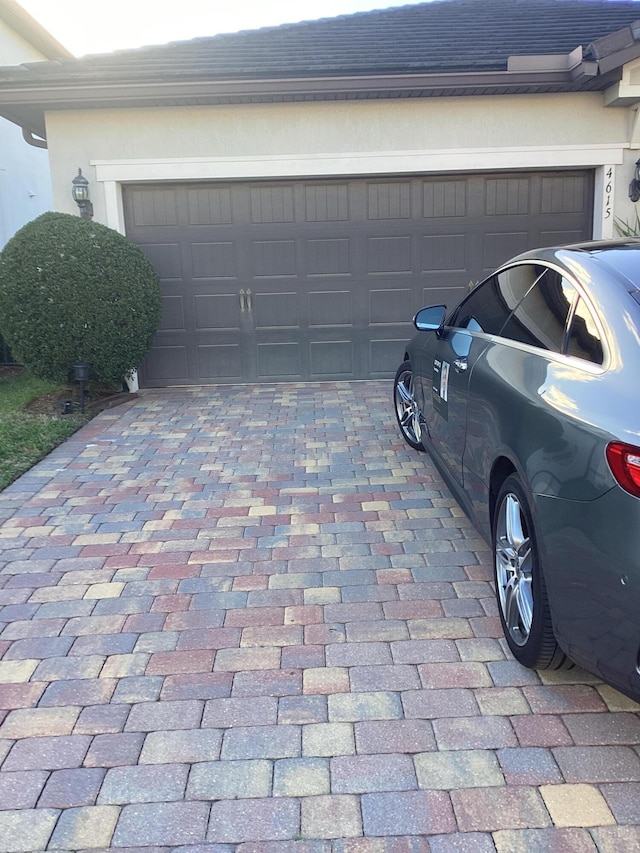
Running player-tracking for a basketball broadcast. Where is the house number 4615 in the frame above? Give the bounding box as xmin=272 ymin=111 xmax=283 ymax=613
xmin=604 ymin=166 xmax=613 ymax=220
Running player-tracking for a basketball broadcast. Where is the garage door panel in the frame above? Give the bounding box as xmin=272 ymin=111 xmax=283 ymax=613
xmin=251 ymin=186 xmax=294 ymax=223
xmin=309 ymin=341 xmax=354 ymax=377
xmin=126 ymin=170 xmax=593 ymax=387
xmin=191 ymin=242 xmax=238 ymax=279
xmin=187 ymin=187 xmax=233 ymax=225
xmin=486 ymin=178 xmax=531 ymax=216
xmin=197 ymin=343 xmax=243 ymax=380
xmin=423 ymin=180 xmax=467 ymax=218
xmin=421 ymin=234 xmax=467 ymax=271
xmin=251 ymin=241 xmax=297 ymax=277
xmin=483 ymin=232 xmax=532 ymax=270
xmin=421 ymin=284 xmax=467 ymax=309
xmin=253 ymin=291 xmax=300 ymax=329
xmin=367 ymin=236 xmax=412 ymax=274
xmin=367 ymin=181 xmax=412 ymax=220
xmin=140 ymin=243 xmax=183 ymax=279
xmin=309 ymin=290 xmax=353 ymax=327
xmin=130 ymin=188 xmax=179 ymax=227
xmin=256 ymin=341 xmax=301 ymax=378
xmin=370 ymin=338 xmax=409 ymax=376
xmin=194 ymin=293 xmax=241 ymax=331
xmin=305 ymin=184 xmax=349 ymax=221
xmin=539 ymin=229 xmax=587 ymax=246
xmin=540 ymin=176 xmax=588 ymax=214
xmin=143 ymin=345 xmax=189 ymax=381
xmin=159 ymin=295 xmax=186 ymax=332
xmin=305 ymin=238 xmax=351 ymax=276
xmin=369 ymin=288 xmax=412 ymax=325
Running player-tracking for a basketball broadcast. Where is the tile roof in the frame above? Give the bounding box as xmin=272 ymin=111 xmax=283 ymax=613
xmin=3 ymin=0 xmax=640 ymax=83
xmin=2 ymin=0 xmax=640 ymax=142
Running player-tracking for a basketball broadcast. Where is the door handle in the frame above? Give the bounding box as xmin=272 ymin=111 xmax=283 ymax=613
xmin=246 ymin=289 xmax=252 ymax=312
xmin=453 ymin=358 xmax=468 ymax=372
xmin=239 ymin=289 xmax=246 ymax=312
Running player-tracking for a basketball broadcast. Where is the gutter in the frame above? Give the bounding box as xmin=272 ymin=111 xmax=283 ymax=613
xmin=22 ymin=127 xmax=46 ymax=148
xmin=0 ymin=66 xmax=613 ymax=107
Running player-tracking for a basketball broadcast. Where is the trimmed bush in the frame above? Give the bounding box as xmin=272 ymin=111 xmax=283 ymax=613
xmin=0 ymin=212 xmax=161 ymax=387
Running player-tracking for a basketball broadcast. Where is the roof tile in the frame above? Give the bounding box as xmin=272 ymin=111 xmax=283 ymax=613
xmin=2 ymin=0 xmax=640 ymax=84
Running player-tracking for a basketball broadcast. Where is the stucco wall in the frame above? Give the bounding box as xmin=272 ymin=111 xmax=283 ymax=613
xmin=44 ymin=91 xmax=635 ymax=237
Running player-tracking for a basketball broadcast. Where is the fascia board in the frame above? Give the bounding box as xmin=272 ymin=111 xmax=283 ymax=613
xmin=597 ymin=44 xmax=640 ymax=75
xmin=0 ymin=68 xmax=590 ymax=109
xmin=604 ymin=56 xmax=640 ymax=106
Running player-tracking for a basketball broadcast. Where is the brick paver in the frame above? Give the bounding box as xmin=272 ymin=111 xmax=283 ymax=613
xmin=0 ymin=382 xmax=639 ymax=850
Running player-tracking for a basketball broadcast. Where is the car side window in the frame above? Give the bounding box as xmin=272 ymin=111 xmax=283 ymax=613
xmin=499 ymin=269 xmax=576 ymax=353
xmin=449 ymin=264 xmax=543 ymax=334
xmin=565 ymin=296 xmax=603 ymax=364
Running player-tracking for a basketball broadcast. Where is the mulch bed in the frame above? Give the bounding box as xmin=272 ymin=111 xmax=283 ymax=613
xmin=1 ymin=365 xmax=137 ymax=417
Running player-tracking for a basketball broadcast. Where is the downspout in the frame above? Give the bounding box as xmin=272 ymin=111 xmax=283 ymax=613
xmin=22 ymin=128 xmax=47 ymax=149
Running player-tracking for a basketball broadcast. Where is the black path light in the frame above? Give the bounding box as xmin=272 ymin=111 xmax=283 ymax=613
xmin=73 ymin=361 xmax=91 ymax=413
xmin=71 ymin=168 xmax=94 ymax=219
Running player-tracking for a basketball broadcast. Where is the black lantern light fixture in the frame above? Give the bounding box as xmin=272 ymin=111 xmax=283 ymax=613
xmin=71 ymin=168 xmax=94 ymax=219
xmin=630 ymin=159 xmax=640 ymax=203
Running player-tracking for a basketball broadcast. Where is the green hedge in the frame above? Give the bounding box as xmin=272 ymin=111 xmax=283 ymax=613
xmin=0 ymin=212 xmax=161 ymax=387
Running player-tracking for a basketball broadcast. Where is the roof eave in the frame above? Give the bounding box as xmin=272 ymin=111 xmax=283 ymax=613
xmin=0 ymin=57 xmax=631 ymax=142
xmin=0 ymin=66 xmax=616 ymax=107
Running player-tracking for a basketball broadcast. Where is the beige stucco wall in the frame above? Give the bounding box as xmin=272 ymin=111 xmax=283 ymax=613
xmin=44 ymin=91 xmax=635 ymax=236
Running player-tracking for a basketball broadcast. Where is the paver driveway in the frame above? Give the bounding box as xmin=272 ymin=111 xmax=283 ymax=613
xmin=0 ymin=381 xmax=639 ymax=852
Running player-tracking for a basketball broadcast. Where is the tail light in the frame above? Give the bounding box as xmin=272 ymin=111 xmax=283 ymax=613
xmin=606 ymin=441 xmax=640 ymax=498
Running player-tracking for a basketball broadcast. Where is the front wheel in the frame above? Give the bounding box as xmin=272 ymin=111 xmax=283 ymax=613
xmin=493 ymin=475 xmax=566 ymax=669
xmin=394 ymin=361 xmax=425 ymax=452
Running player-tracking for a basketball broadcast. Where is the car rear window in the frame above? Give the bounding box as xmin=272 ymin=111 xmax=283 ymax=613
xmin=449 ymin=264 xmax=543 ymax=334
xmin=565 ymin=296 xmax=603 ymax=364
xmin=500 ymin=270 xmax=574 ymax=352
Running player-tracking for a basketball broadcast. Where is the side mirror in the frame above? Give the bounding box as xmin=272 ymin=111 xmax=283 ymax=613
xmin=414 ymin=305 xmax=446 ymax=332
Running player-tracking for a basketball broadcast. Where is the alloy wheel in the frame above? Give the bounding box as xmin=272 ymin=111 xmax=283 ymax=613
xmin=494 ymin=491 xmax=534 ymax=646
xmin=394 ymin=367 xmax=422 ymax=448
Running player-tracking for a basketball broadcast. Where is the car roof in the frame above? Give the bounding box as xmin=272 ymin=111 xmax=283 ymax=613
xmin=514 ymin=239 xmax=640 ymax=257
xmin=506 ymin=240 xmax=640 ymax=293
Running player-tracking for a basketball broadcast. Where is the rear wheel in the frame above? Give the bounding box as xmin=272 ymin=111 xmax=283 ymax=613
xmin=493 ymin=475 xmax=566 ymax=669
xmin=394 ymin=360 xmax=425 ymax=452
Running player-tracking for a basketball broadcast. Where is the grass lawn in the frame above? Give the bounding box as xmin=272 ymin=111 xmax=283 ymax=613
xmin=0 ymin=370 xmax=87 ymax=491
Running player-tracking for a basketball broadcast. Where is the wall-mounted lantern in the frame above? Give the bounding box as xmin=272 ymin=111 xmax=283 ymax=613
xmin=629 ymin=159 xmax=640 ymax=203
xmin=71 ymin=168 xmax=94 ymax=219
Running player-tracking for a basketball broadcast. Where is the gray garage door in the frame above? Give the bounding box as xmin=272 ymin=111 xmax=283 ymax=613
xmin=123 ymin=171 xmax=593 ymax=387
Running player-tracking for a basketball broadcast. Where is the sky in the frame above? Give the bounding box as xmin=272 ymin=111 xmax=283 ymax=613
xmin=18 ymin=1 xmax=429 ymax=56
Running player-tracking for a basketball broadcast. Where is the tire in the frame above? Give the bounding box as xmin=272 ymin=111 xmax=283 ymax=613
xmin=493 ymin=475 xmax=566 ymax=669
xmin=393 ymin=360 xmax=425 ymax=452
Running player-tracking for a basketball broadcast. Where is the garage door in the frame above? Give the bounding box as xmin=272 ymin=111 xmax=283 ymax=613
xmin=123 ymin=171 xmax=593 ymax=387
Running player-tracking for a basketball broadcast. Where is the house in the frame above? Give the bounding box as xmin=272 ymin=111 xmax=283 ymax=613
xmin=0 ymin=0 xmax=71 ymax=361
xmin=0 ymin=0 xmax=638 ymax=387
xmin=0 ymin=0 xmax=71 ymax=246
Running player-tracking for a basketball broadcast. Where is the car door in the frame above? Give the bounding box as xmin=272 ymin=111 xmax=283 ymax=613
xmin=426 ymin=329 xmax=483 ymax=482
xmin=425 ymin=264 xmax=546 ymax=485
